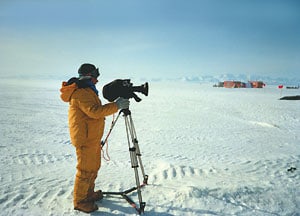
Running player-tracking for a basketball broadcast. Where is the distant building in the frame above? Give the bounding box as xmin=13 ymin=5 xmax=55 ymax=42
xmin=224 ymin=81 xmax=246 ymax=88
xmin=249 ymin=81 xmax=265 ymax=88
xmin=286 ymin=85 xmax=299 ymax=89
xmin=213 ymin=82 xmax=224 ymax=87
xmin=222 ymin=80 xmax=265 ymax=88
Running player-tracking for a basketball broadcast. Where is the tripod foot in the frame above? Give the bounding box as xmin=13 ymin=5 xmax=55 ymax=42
xmin=103 ymin=188 xmax=147 ymax=214
xmin=143 ymin=175 xmax=149 ymax=185
xmin=139 ymin=202 xmax=146 ymax=214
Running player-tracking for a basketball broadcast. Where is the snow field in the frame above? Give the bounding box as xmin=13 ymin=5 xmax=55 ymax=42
xmin=0 ymin=79 xmax=299 ymax=215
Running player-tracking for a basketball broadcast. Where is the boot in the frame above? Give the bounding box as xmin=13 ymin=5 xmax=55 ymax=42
xmin=88 ymin=181 xmax=103 ymax=202
xmin=74 ymin=201 xmax=98 ymax=213
xmin=88 ymin=190 xmax=103 ymax=202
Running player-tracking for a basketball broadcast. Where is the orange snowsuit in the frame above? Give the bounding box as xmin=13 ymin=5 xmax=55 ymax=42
xmin=60 ymin=81 xmax=118 ymax=206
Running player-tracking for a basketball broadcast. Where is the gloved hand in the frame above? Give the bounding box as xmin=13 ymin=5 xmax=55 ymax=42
xmin=115 ymin=97 xmax=130 ymax=110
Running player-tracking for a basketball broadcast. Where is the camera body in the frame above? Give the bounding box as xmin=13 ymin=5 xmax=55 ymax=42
xmin=102 ymin=79 xmax=148 ymax=102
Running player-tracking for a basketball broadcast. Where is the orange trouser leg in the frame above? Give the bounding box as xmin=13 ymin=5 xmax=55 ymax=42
xmin=73 ymin=143 xmax=101 ymax=205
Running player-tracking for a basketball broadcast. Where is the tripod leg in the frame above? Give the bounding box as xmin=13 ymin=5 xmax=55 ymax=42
xmin=124 ymin=115 xmax=146 ymax=213
xmin=129 ymin=147 xmax=143 ymax=203
xmin=127 ymin=115 xmax=148 ymax=184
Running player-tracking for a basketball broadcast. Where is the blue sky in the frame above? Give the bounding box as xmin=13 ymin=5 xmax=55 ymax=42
xmin=0 ymin=0 xmax=299 ymax=80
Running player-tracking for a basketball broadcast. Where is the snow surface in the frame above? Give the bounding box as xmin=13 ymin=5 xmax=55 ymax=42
xmin=0 ymin=79 xmax=299 ymax=216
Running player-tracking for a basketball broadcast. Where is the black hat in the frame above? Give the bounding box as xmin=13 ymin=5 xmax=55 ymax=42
xmin=78 ymin=63 xmax=100 ymax=78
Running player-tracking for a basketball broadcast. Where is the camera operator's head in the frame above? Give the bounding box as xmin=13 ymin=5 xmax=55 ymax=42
xmin=78 ymin=63 xmax=100 ymax=84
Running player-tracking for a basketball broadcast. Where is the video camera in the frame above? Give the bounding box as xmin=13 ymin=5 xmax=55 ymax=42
xmin=102 ymin=79 xmax=149 ymax=102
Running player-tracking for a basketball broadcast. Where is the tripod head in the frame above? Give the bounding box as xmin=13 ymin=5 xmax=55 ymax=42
xmin=119 ymin=108 xmax=131 ymax=116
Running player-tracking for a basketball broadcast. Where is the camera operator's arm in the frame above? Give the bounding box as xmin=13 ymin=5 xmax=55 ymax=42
xmin=72 ymin=90 xmax=118 ymax=119
xmin=79 ymin=100 xmax=118 ymax=119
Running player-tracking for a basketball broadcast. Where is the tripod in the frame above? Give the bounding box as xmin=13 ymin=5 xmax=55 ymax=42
xmin=101 ymin=108 xmax=148 ymax=214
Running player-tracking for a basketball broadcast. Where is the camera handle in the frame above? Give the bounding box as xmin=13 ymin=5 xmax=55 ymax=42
xmin=101 ymin=108 xmax=148 ymax=214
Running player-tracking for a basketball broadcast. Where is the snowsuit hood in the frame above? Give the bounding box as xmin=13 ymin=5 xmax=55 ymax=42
xmin=60 ymin=81 xmax=77 ymax=102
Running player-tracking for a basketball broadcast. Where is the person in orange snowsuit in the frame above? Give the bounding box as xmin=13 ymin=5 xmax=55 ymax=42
xmin=60 ymin=63 xmax=129 ymax=213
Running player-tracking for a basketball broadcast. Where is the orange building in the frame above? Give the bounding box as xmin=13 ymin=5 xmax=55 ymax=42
xmin=249 ymin=81 xmax=265 ymax=88
xmin=224 ymin=81 xmax=246 ymax=88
